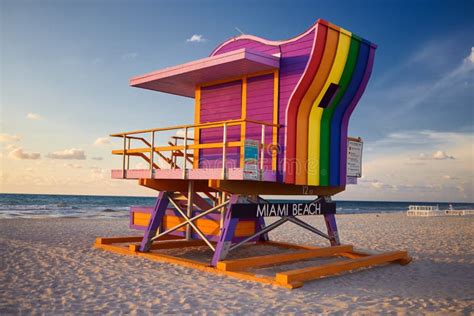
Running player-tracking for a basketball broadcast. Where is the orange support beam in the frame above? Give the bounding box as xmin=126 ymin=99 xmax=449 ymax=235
xmin=95 ymin=236 xmax=144 ymax=245
xmin=217 ymin=244 xmax=353 ymax=271
xmin=275 ymin=251 xmax=411 ymax=286
xmin=94 ymin=236 xmax=411 ymax=290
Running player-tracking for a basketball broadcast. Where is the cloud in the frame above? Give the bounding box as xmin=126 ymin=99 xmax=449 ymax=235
xmin=386 ymin=46 xmax=473 ymax=114
xmin=91 ymin=157 xmax=103 ymax=161
xmin=94 ymin=136 xmax=111 ymax=146
xmin=0 ymin=133 xmax=20 ymax=142
xmin=47 ymin=148 xmax=86 ymax=160
xmin=411 ymin=150 xmax=455 ymax=160
xmin=122 ymin=52 xmax=138 ymax=60
xmin=443 ymin=175 xmax=458 ymax=180
xmin=465 ymin=46 xmax=474 ymax=65
xmin=64 ymin=163 xmax=82 ymax=169
xmin=8 ymin=148 xmax=41 ymax=160
xmin=26 ymin=113 xmax=43 ymax=120
xmin=90 ymin=166 xmax=107 ymax=180
xmin=368 ymin=129 xmax=473 ymax=152
xmin=175 ymin=128 xmax=194 ymax=138
xmin=432 ymin=150 xmax=455 ymax=160
xmin=186 ymin=34 xmax=206 ymax=43
xmin=337 ymin=129 xmax=473 ymax=202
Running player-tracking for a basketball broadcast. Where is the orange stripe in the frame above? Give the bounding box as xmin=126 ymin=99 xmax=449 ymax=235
xmin=132 ymin=212 xmax=257 ymax=237
xmin=133 ymin=212 xmax=151 ymax=227
xmin=162 ymin=215 xmax=256 ymax=237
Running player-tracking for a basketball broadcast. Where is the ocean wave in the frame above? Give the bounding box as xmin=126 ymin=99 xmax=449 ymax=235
xmin=1 ymin=193 xmax=473 ymax=219
xmin=102 ymin=208 xmax=126 ymax=213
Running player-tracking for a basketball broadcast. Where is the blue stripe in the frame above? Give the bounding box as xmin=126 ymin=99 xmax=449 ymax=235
xmin=328 ymin=40 xmax=370 ymax=186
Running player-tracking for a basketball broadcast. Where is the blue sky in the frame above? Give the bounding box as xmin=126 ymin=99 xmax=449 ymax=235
xmin=1 ymin=0 xmax=473 ymax=201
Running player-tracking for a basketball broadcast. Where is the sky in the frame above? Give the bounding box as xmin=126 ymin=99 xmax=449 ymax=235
xmin=1 ymin=0 xmax=473 ymax=202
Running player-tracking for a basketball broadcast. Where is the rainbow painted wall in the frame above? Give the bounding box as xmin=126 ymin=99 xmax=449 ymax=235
xmin=205 ymin=19 xmax=376 ymax=187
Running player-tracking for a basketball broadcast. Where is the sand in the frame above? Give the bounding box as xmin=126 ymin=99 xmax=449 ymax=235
xmin=1 ymin=213 xmax=473 ymax=314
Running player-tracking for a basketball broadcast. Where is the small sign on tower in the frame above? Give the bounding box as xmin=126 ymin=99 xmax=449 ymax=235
xmin=347 ymin=137 xmax=363 ymax=184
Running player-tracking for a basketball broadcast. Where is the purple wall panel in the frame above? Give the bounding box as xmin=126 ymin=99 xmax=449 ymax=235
xmin=200 ymin=80 xmax=242 ymax=168
xmin=246 ymin=74 xmax=274 ymax=170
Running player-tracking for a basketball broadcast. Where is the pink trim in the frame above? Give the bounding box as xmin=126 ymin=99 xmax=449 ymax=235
xmin=111 ymin=168 xmax=277 ymax=182
xmin=130 ymin=49 xmax=279 ymax=98
xmin=210 ymin=19 xmax=329 ymax=56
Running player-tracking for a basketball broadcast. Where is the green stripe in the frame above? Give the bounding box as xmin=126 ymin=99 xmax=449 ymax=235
xmin=319 ymin=37 xmax=360 ymax=186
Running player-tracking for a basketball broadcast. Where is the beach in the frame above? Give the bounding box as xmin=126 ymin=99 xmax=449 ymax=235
xmin=1 ymin=213 xmax=473 ymax=314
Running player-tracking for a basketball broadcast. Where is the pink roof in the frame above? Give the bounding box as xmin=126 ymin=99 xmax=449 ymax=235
xmin=129 ymin=48 xmax=280 ymax=98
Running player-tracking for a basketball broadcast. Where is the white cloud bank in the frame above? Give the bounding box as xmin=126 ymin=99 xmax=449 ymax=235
xmin=64 ymin=163 xmax=82 ymax=169
xmin=8 ymin=148 xmax=41 ymax=160
xmin=411 ymin=150 xmax=455 ymax=160
xmin=94 ymin=136 xmax=111 ymax=146
xmin=186 ymin=34 xmax=206 ymax=43
xmin=339 ymin=129 xmax=473 ymax=202
xmin=175 ymin=128 xmax=194 ymax=138
xmin=26 ymin=113 xmax=43 ymax=120
xmin=47 ymin=148 xmax=86 ymax=160
xmin=0 ymin=133 xmax=20 ymax=142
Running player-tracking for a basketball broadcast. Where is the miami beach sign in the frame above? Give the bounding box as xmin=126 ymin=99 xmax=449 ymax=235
xmin=231 ymin=197 xmax=336 ymax=218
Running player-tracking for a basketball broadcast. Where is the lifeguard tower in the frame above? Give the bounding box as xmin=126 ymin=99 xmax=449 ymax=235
xmin=95 ymin=19 xmax=411 ymax=289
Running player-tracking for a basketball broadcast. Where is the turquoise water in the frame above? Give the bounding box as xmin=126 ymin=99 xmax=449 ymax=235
xmin=0 ymin=193 xmax=472 ymax=219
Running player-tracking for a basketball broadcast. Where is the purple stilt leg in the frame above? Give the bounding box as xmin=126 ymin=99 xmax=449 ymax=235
xmin=211 ymin=195 xmax=239 ymax=266
xmin=256 ymin=216 xmax=269 ymax=242
xmin=324 ymin=213 xmax=341 ymax=246
xmin=139 ymin=191 xmax=170 ymax=252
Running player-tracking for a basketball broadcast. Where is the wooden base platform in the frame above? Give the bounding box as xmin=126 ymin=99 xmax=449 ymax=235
xmin=94 ymin=236 xmax=411 ymax=289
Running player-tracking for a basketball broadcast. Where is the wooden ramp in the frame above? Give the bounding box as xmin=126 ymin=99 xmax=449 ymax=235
xmin=94 ymin=236 xmax=411 ymax=289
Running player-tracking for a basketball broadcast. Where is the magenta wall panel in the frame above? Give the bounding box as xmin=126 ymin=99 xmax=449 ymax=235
xmin=278 ymin=31 xmax=315 ymax=181
xmin=210 ymin=30 xmax=315 ymax=180
xmin=199 ymin=80 xmax=242 ymax=168
xmin=211 ymin=29 xmax=315 ymax=181
xmin=246 ymin=73 xmax=274 ymax=170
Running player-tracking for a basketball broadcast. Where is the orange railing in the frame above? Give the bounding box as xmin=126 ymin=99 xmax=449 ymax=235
xmin=110 ymin=119 xmax=280 ymax=179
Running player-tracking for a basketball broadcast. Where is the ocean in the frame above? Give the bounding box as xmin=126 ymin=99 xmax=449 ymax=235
xmin=1 ymin=193 xmax=473 ymax=219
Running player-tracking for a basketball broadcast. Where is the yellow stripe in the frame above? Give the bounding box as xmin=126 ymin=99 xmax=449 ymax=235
xmin=193 ymin=86 xmax=201 ymax=169
xmin=307 ymin=30 xmax=351 ymax=185
xmin=272 ymin=70 xmax=279 ymax=171
xmin=240 ymin=78 xmax=247 ymax=168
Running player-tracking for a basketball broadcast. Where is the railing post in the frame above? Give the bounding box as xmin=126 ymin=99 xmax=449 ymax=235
xmin=260 ymin=124 xmax=265 ymax=180
xmin=222 ymin=123 xmax=227 ymax=179
xmin=186 ymin=180 xmax=194 ymax=240
xmin=173 ymin=137 xmax=178 ymax=169
xmin=122 ymin=135 xmax=126 ymax=179
xmin=150 ymin=131 xmax=155 ymax=177
xmin=126 ymin=137 xmax=131 ymax=170
xmin=183 ymin=127 xmax=188 ymax=179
